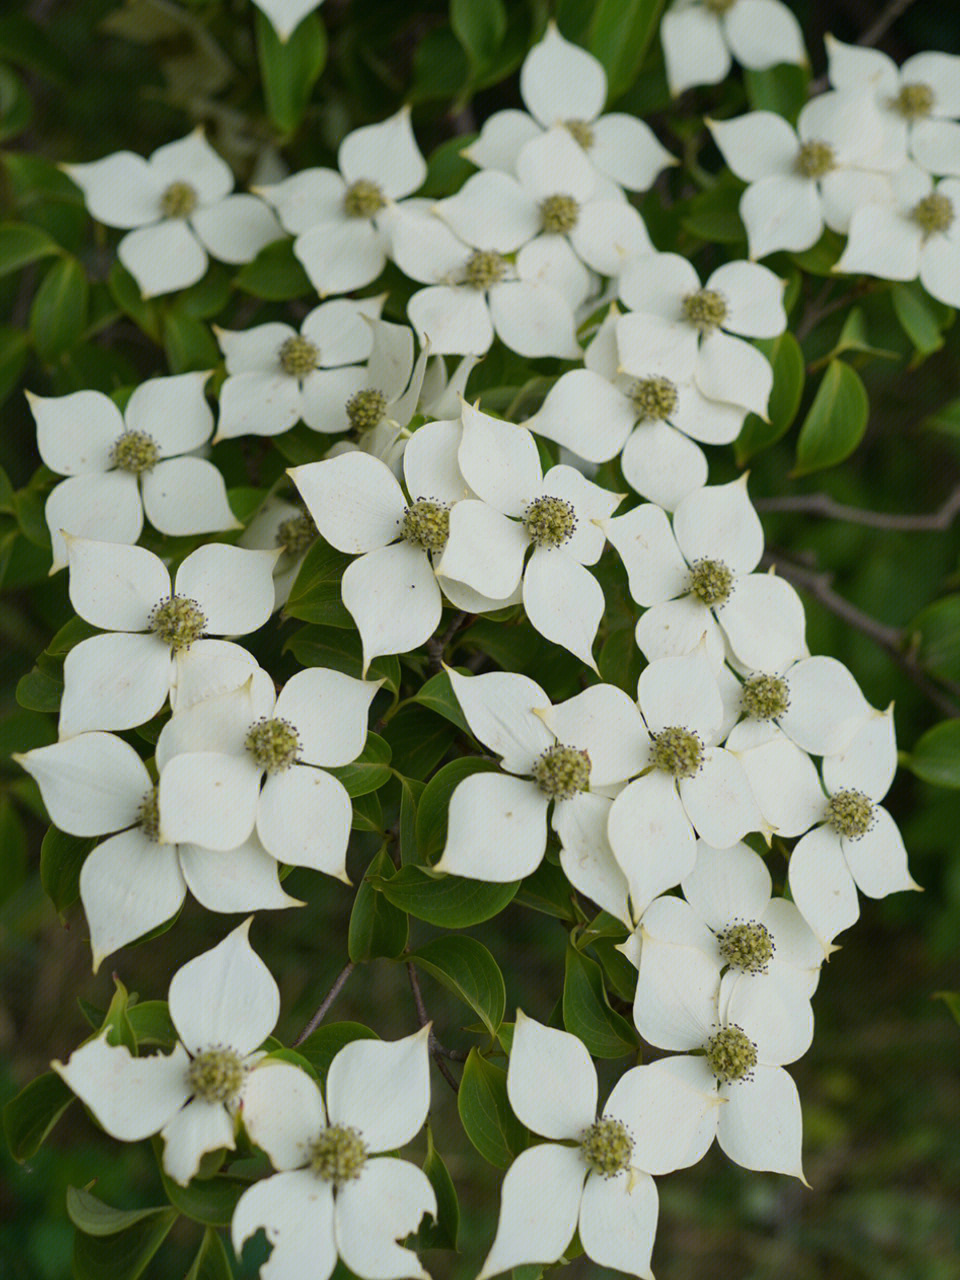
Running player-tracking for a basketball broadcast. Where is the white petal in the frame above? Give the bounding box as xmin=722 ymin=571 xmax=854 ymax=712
xmin=327 ymin=1027 xmax=431 ymax=1152
xmin=59 ymin=634 xmax=172 ymax=737
xmin=515 ymin=235 xmax=591 ymax=310
xmin=681 ymin=842 xmax=771 ymax=931
xmin=603 ymin=502 xmax=689 ymax=606
xmin=696 ymin=331 xmax=774 ymax=418
xmin=446 ymin=668 xmax=553 ymax=774
xmin=341 ymin=543 xmax=442 ymax=668
xmin=66 ymin=537 xmax=168 ymax=631
xmin=634 ymin=924 xmax=720 ymax=1050
xmin=290 ymin=452 xmax=406 ymax=554
xmin=821 ymin=168 xmax=899 ymax=236
xmin=919 ymin=234 xmax=960 ymax=308
xmin=842 ymin=805 xmax=918 ymax=898
xmin=257 ymin=767 xmax=353 ymax=878
xmin=366 ymin=318 xmax=415 ymax=402
xmin=902 ymin=51 xmax=960 ymax=115
xmin=30 ymin=388 xmax=124 ymax=475
xmin=142 ymin=457 xmax=240 ymax=535
xmin=191 ymin=194 xmax=282 ymax=265
xmin=591 ymin=113 xmax=676 ymax=191
xmin=215 ymin=370 xmax=303 ymax=441
xmin=579 ymin=1168 xmax=657 ymax=1278
xmin=680 ymin=748 xmax=764 ymax=848
xmin=81 ymin=830 xmax=186 ymax=971
xmin=823 ymin=35 xmax=899 ymax=94
xmin=523 ymin=549 xmax=604 ymax=669
xmin=46 ymin=473 xmax=144 ymax=573
xmin=118 ymin=220 xmax=207 ymax=297
xmin=822 ymin=708 xmax=897 ymax=802
xmin=618 ymin=251 xmax=700 ymax=318
xmin=607 ymin=772 xmax=697 ymax=919
xmin=436 ymin=500 xmax=529 ymax=599
xmin=635 ymin=596 xmax=726 ymax=669
xmin=607 ymin=1055 xmax=718 ymax=1174
xmin=158 ymin=752 xmax=261 ymax=851
xmin=721 ymin=573 xmax=807 ymax=672
xmin=637 ymin=650 xmax=723 ymax=739
xmin=408 ymin=284 xmax=493 ymax=356
xmin=661 ymin=6 xmax=730 ymax=95
xmin=615 ymin=311 xmax=699 ymax=382
xmin=169 ymin=639 xmax=261 ymax=712
xmin=674 ymin=476 xmax=764 ymax=573
xmin=717 ymin=1065 xmax=805 ymax=1180
xmin=707 ymin=260 xmax=787 ymax=338
xmin=403 ymin=418 xmax=467 ymax=503
xmin=478 ymin=1143 xmax=585 ymax=1279
xmin=126 ymin=371 xmax=213 ymax=456
xmin=777 ymin=655 xmax=872 ymax=755
xmin=722 ymin=968 xmax=813 ymax=1065
xmin=149 ymin=131 xmax=234 ymax=205
xmin=520 ymin=24 xmax=606 ymax=127
xmin=63 ymin=152 xmax=160 ymax=228
xmin=911 ymin=119 xmax=960 ymax=178
xmin=508 ymin=1012 xmax=597 ymax=1140
xmin=835 ymin=205 xmax=922 ymax=281
xmin=243 ymin=1059 xmax=325 ymax=1172
xmin=168 ymin=917 xmax=279 ymax=1057
xmin=788 ymin=826 xmax=860 ymax=954
xmin=301 ymin=296 xmax=382 ymax=368
xmin=160 ymin=1097 xmax=235 ymax=1186
xmin=556 ymin=794 xmax=633 ymax=924
xmin=216 ymin=321 xmax=296 ymax=374
xmin=763 ymin=898 xmax=823 ymax=989
xmin=276 ymin=667 xmax=379 ymax=768
xmin=437 ymin=170 xmax=539 ymax=253
xmin=489 ymin=280 xmax=581 ymax=360
xmin=728 ymin=733 xmax=826 ymax=837
xmin=295 ymin=219 xmax=387 ymax=295
xmin=389 ymin=206 xmax=470 ymax=283
xmin=459 ymin=401 xmax=542 ymax=516
xmin=252 ymin=0 xmax=327 ymax=40
xmin=336 ymin=1158 xmax=435 ymax=1280
xmin=339 ymin=107 xmax=426 ymax=200
xmin=463 ymin=109 xmax=543 ymax=172
xmin=175 ymin=544 xmax=277 ymax=637
xmin=53 ymin=1036 xmax=189 ymax=1140
xmin=526 ymin=370 xmax=633 ymax=463
xmin=708 ymin=112 xmax=798 ymax=184
xmin=16 ymin=732 xmax=150 ymax=835
xmin=724 ymin=0 xmax=807 ymax=70
xmin=232 ymin=1170 xmax=336 ymax=1280
xmin=544 ymin=684 xmax=649 ymax=785
xmin=158 ymin=676 xmax=267 ymax=765
xmin=180 ymin=838 xmax=301 ymax=912
xmin=621 ymin=420 xmax=708 ymax=511
xmin=517 ymin=126 xmax=597 ymax=203
xmin=540 ymin=464 xmax=621 ymax=564
xmin=435 ymin=772 xmax=549 ymax=881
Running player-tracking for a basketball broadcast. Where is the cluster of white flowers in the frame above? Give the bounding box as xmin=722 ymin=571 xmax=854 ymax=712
xmin=17 ymin=15 xmax=935 ymax=1280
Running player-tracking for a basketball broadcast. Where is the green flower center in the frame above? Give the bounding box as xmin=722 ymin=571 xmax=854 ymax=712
xmin=346 ymin=388 xmax=388 ymax=433
xmin=540 ymin=194 xmax=580 ymax=235
xmin=894 ymin=81 xmax=935 ymax=119
xmin=532 ymin=744 xmax=591 ymax=800
xmin=137 ymin=785 xmax=160 ymax=842
xmin=463 ymin=249 xmax=508 ymax=290
xmin=523 ymin=496 xmax=577 ymax=548
xmin=631 ymin=376 xmax=678 ymax=422
xmin=826 ymin=789 xmax=874 ymax=839
xmin=276 ymin=512 xmax=317 ymax=557
xmin=717 ymin=920 xmax=775 ymax=974
xmin=579 ymin=1116 xmax=633 ymax=1178
xmin=651 ymin=726 xmax=704 ymax=779
xmin=149 ymin=595 xmax=206 ymax=652
xmin=741 ymin=673 xmax=790 ymax=721
xmin=111 ymin=430 xmax=159 ymax=474
xmin=187 ymin=1048 xmax=246 ymax=1103
xmin=245 ymin=717 xmax=302 ymax=773
xmin=306 ymin=1125 xmax=368 ymax=1184
xmin=682 ymin=287 xmax=728 ymax=332
xmin=564 ymin=118 xmax=595 ymax=149
xmin=401 ymin=499 xmax=450 ymax=553
xmin=705 ymin=1025 xmax=757 ymax=1083
xmin=278 ymin=336 xmax=320 ymax=378
xmin=911 ymin=192 xmax=954 ymax=236
xmin=160 ymin=181 xmax=198 ymax=219
xmin=688 ymin=558 xmax=733 ymax=607
xmin=795 ymin=140 xmax=836 ymax=180
xmin=343 ymin=179 xmax=386 ymax=219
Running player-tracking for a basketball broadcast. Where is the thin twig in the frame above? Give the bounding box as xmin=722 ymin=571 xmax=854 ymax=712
xmin=427 ymin=611 xmax=471 ymax=674
xmin=755 ymin=485 xmax=960 ymax=532
xmin=406 ymin=961 xmax=460 ymax=1093
xmin=292 ymin=962 xmax=356 ymax=1046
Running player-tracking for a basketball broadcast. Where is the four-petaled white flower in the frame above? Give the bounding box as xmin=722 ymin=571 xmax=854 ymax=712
xmin=479 ymin=1012 xmax=659 ymax=1280
xmin=53 ymin=919 xmax=280 ymax=1184
xmin=27 ymin=373 xmax=239 ymax=571
xmin=63 ymin=129 xmax=282 ymax=296
xmin=661 ymin=0 xmax=806 ymax=97
xmin=232 ymin=1030 xmax=435 ymax=1280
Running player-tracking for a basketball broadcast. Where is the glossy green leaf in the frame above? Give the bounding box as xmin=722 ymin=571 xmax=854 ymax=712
xmin=30 ymin=254 xmax=88 ymax=360
xmin=410 ymin=669 xmax=471 ymax=734
xmin=370 ymin=865 xmax=520 ymax=927
xmin=680 ymin=180 xmax=746 ymax=246
xmin=108 ymin=262 xmax=163 ymax=341
xmin=101 ymin=977 xmax=137 ymax=1052
xmin=563 ymin=945 xmax=637 ymax=1058
xmin=284 ymin=541 xmax=354 ymax=627
xmin=72 ymin=1205 xmax=178 ymax=1280
xmin=40 ymin=825 xmax=93 ymax=912
xmin=399 ymin=774 xmax=424 ymax=865
xmin=891 ymin=281 xmax=945 ymax=359
xmin=735 ymin=331 xmax=805 ymax=463
xmin=743 ymin=63 xmax=809 ymax=122
xmin=0 ymin=220 xmax=60 ymax=277
xmin=908 ymin=720 xmax=960 ymax=788
xmin=911 ymin=595 xmax=960 ymax=683
xmin=0 ymin=325 xmax=29 ymax=408
xmin=15 ymin=663 xmax=61 ymax=711
xmin=126 ymin=1000 xmax=178 ymax=1048
xmin=186 ymin=1228 xmax=233 ymax=1280
xmin=587 ymin=0 xmax=666 ymax=100
xmin=235 ymin=238 xmax=311 ymax=300
xmin=451 ymin=0 xmax=506 ymax=68
xmin=67 ymin=1187 xmax=171 ymax=1237
xmin=256 ymin=11 xmax=327 ymax=134
xmin=415 ymin=756 xmax=501 ymax=863
xmin=793 ymin=360 xmax=869 ymax=477
xmin=163 ymin=311 xmax=220 ymax=374
xmin=383 ymin=704 xmax=457 ymax=781
xmin=410 ymin=935 xmax=506 ymax=1035
xmin=3 ymin=1070 xmax=73 ymax=1161
xmin=457 ymin=1049 xmax=529 ymax=1168
xmin=284 ymin=623 xmax=400 ymax=693
xmin=159 ymin=1169 xmax=247 ymax=1228
xmin=349 ymin=845 xmax=409 ymax=962
xmin=420 ymin=1124 xmax=459 ymax=1250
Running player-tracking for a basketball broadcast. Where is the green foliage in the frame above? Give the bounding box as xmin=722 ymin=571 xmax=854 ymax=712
xmin=563 ymin=945 xmax=638 ymax=1059
xmin=457 ymin=1050 xmax=529 ymax=1168
xmin=793 ymin=360 xmax=869 ymax=477
xmin=409 ymin=935 xmax=507 ymax=1035
xmin=256 ymin=11 xmax=328 ymax=134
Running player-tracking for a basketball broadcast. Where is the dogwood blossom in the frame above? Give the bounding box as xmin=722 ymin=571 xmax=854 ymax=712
xmin=661 ymin=0 xmax=806 ymax=97
xmin=63 ymin=129 xmax=281 ymax=296
xmin=52 ymin=919 xmax=280 ymax=1184
xmin=27 ymin=373 xmax=238 ymax=571
xmin=479 ymin=1013 xmax=658 ymax=1279
xmin=233 ymin=1029 xmax=434 ymax=1280
xmin=252 ymin=0 xmax=324 ymax=41
xmin=239 ymin=495 xmax=317 ymax=609
xmin=58 ymin=538 xmax=278 ymax=738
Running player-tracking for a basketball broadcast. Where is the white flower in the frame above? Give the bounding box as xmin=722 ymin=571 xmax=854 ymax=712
xmin=527 ymin=306 xmax=744 ymax=510
xmin=436 ymin=668 xmax=648 ymax=920
xmin=232 ymin=1030 xmax=434 ymax=1280
xmin=58 ymin=538 xmax=278 ymax=738
xmin=252 ymin=0 xmax=324 ymax=41
xmin=478 ymin=1012 xmax=659 ymax=1279
xmin=606 ymin=649 xmax=764 ymax=919
xmin=661 ymin=0 xmax=806 ymax=96
xmin=27 ymin=373 xmax=239 ymax=571
xmin=788 ymin=708 xmax=920 ymax=955
xmin=63 ymin=129 xmax=282 ymax=297
xmin=213 ymin=296 xmax=383 ymax=440
xmin=708 ymin=96 xmax=901 ymax=260
xmin=616 ymin=255 xmax=786 ymax=418
xmin=435 ymin=403 xmax=622 ymax=667
xmin=463 ymin=22 xmax=676 ymax=193
xmin=257 ymin=107 xmax=426 ymax=295
xmin=825 ymin=36 xmax=960 ymax=177
xmin=52 ymin=919 xmax=281 ymax=1185
xmin=835 ymin=164 xmax=960 ymax=305
xmin=14 ymin=732 xmax=299 ymax=971
xmin=239 ymin=495 xmax=317 ymax=609
xmin=156 ymin=664 xmax=380 ymax=877
xmin=603 ymin=478 xmax=807 ymax=672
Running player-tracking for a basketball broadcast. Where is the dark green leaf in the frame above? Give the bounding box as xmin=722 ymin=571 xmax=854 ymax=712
xmin=415 ymin=756 xmax=500 ymax=864
xmin=383 ymin=704 xmax=457 ymax=780
xmin=3 ymin=1071 xmax=73 ymax=1161
xmin=371 ymin=865 xmax=520 ymax=927
xmin=0 ymin=325 xmax=29 ymax=408
xmin=40 ymin=825 xmax=93 ymax=912
xmin=736 ymin=331 xmax=805 ymax=463
xmin=891 ymin=281 xmax=945 ymax=359
xmin=419 ymin=1125 xmax=459 ymax=1250
xmin=399 ymin=775 xmax=424 ymax=865
xmin=186 ymin=1228 xmax=233 ymax=1280
xmin=911 ymin=595 xmax=960 ymax=683
xmin=329 ymin=733 xmax=393 ymax=797
xmin=451 ymin=0 xmax=506 ymax=69
xmin=908 ymin=720 xmax=960 ymax=788
xmin=933 ymin=991 xmax=960 ymax=1027
xmin=680 ymin=180 xmax=746 ymax=246
xmin=15 ymin=663 xmax=61 ymax=711
xmin=235 ymin=238 xmax=311 ymax=300
xmin=108 ymin=262 xmax=163 ymax=342
xmin=513 ymin=859 xmax=577 ymax=920
xmin=457 ymin=1049 xmax=529 ymax=1168
xmin=793 ymin=360 xmax=869 ymax=477
xmin=30 ymin=254 xmax=89 ymax=360
xmin=159 ymin=1170 xmax=246 ymax=1228
xmin=284 ymin=623 xmax=400 ymax=692
xmin=284 ymin=540 xmax=354 ymax=626
xmin=163 ymin=311 xmax=220 ymax=374
xmin=256 ymin=11 xmax=327 ymax=134
xmin=126 ymin=1001 xmax=178 ymax=1048
xmin=67 ymin=1187 xmax=171 ymax=1237
xmin=72 ymin=1206 xmax=178 ymax=1280
xmin=101 ymin=977 xmax=137 ymax=1052
xmin=563 ymin=945 xmax=637 ymax=1058
xmin=587 ymin=0 xmax=666 ymax=100
xmin=0 ymin=220 xmax=60 ymax=277
xmin=743 ymin=64 xmax=810 ymax=122
xmin=410 ymin=670 xmax=471 ymax=733
xmin=597 ymin=626 xmax=644 ymax=697
xmin=410 ymin=935 xmax=506 ymax=1035
xmin=349 ymin=846 xmax=409 ymax=962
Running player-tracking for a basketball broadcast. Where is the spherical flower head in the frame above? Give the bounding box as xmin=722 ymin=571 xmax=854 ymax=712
xmin=343 ymin=179 xmax=386 ymax=219
xmin=911 ymin=192 xmax=954 ymax=237
xmin=160 ymin=181 xmax=198 ymax=219
xmin=540 ymin=194 xmax=580 ymax=235
xmin=717 ymin=920 xmax=775 ymax=974
xmin=245 ymin=717 xmax=302 ymax=773
xmin=652 ymin=726 xmax=704 ymax=779
xmin=346 ymin=387 xmax=388 ymax=433
xmin=826 ymin=789 xmax=875 ymax=839
xmin=278 ymin=336 xmax=320 ymax=378
xmin=682 ymin=287 xmax=728 ymax=332
xmin=187 ymin=1047 xmax=246 ymax=1103
xmin=688 ymin=558 xmax=733 ymax=607
xmin=276 ymin=512 xmax=318 ymax=557
xmin=741 ymin=673 xmax=790 ymax=721
xmin=631 ymin=376 xmax=678 ymax=423
xmin=110 ymin=430 xmax=159 ymax=475
xmin=401 ymin=499 xmax=450 ymax=553
xmin=579 ymin=1116 xmax=633 ymax=1178
xmin=532 ymin=744 xmax=591 ymax=799
xmin=306 ymin=1125 xmax=368 ymax=1184
xmin=563 ymin=118 xmax=595 ymax=149
xmin=705 ymin=1025 xmax=758 ymax=1083
xmin=463 ymin=249 xmax=508 ymax=290
xmin=137 ymin=785 xmax=160 ymax=842
xmin=523 ymin=496 xmax=577 ymax=548
xmin=893 ymin=82 xmax=935 ymax=120
xmin=149 ymin=595 xmax=206 ymax=652
xmin=795 ymin=140 xmax=836 ymax=180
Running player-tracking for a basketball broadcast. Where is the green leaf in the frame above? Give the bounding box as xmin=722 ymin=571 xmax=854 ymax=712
xmin=0 ymin=325 xmax=29 ymax=408
xmin=101 ymin=977 xmax=137 ymax=1052
xmin=419 ymin=1125 xmax=459 ymax=1250
xmin=126 ymin=1001 xmax=178 ymax=1048
xmin=108 ymin=262 xmax=163 ymax=341
xmin=680 ymin=180 xmax=746 ymax=246
xmin=597 ymin=627 xmax=644 ymax=697
xmin=351 ymin=789 xmax=384 ymax=833
xmin=457 ymin=1049 xmax=529 ymax=1168
xmin=908 ymin=719 xmax=960 ymax=788
xmin=891 ymin=280 xmax=945 ymax=359
xmin=793 ymin=360 xmax=869 ymax=477
xmin=159 ymin=1170 xmax=246 ymax=1228
xmin=0 ymin=220 xmax=60 ymax=277
xmin=186 ymin=1228 xmax=233 ymax=1280
xmin=743 ymin=64 xmax=810 ymax=123
xmin=451 ymin=0 xmax=506 ymax=69
xmin=235 ymin=238 xmax=311 ymax=300
xmin=72 ymin=1205 xmax=179 ymax=1280
xmin=410 ymin=669 xmax=470 ymax=734
xmin=0 ymin=65 xmax=31 ymax=143
xmin=349 ymin=846 xmax=409 ymax=962
xmin=371 ymin=865 xmax=520 ymax=927
xmin=163 ymin=311 xmax=220 ymax=374
xmin=30 ymin=253 xmax=88 ymax=361
xmin=329 ymin=733 xmax=393 ymax=797
xmin=284 ymin=540 xmax=354 ymax=626
xmin=284 ymin=623 xmax=400 ymax=692
xmin=399 ymin=775 xmax=424 ymax=865
xmin=563 ymin=945 xmax=637 ymax=1058
xmin=735 ymin=331 xmax=806 ymax=463
xmin=256 ymin=10 xmax=327 ymax=133
xmin=384 ymin=705 xmax=457 ymax=781
xmin=3 ymin=1070 xmax=73 ymax=1161
xmin=40 ymin=825 xmax=93 ymax=912
xmin=415 ymin=756 xmax=501 ymax=863
xmin=813 ymin=305 xmax=900 ymax=369
xmin=297 ymin=1022 xmax=378 ymax=1080
xmin=66 ymin=1187 xmax=172 ymax=1237
xmin=933 ymin=991 xmax=960 ymax=1027
xmin=513 ymin=859 xmax=577 ymax=920
xmin=587 ymin=0 xmax=666 ymax=100
xmin=410 ymin=935 xmax=506 ymax=1035
xmin=15 ymin=663 xmax=61 ymax=711
xmin=911 ymin=595 xmax=960 ymax=683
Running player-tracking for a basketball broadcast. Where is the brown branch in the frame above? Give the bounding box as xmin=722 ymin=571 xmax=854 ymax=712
xmin=427 ymin=611 xmax=472 ymax=674
xmin=755 ymin=485 xmax=960 ymax=532
xmin=406 ymin=961 xmax=460 ymax=1094
xmin=292 ymin=962 xmax=356 ymax=1046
